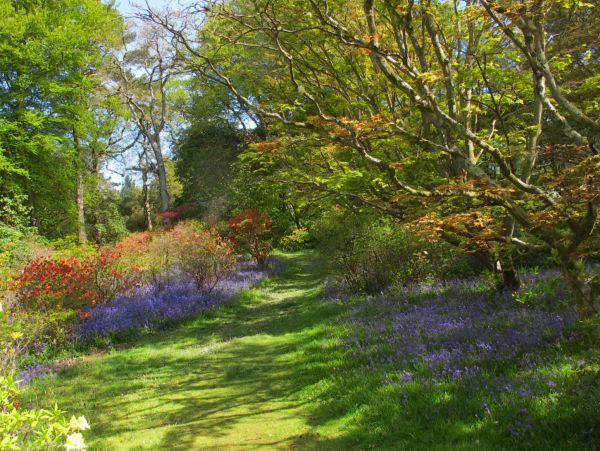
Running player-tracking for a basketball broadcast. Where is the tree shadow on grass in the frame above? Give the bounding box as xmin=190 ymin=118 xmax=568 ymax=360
xmin=54 ymin=348 xmax=318 ymax=447
xmin=38 ymin=252 xmax=344 ymax=449
xmin=33 ymin=251 xmax=600 ymax=450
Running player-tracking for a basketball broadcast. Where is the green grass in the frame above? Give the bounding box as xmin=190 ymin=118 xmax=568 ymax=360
xmin=27 ymin=252 xmax=354 ymax=450
xmin=26 ymin=251 xmax=600 ymax=450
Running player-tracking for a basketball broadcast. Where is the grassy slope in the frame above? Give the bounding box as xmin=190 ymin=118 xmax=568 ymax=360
xmin=29 ymin=252 xmax=355 ymax=450
xmin=27 ymin=252 xmax=599 ymax=450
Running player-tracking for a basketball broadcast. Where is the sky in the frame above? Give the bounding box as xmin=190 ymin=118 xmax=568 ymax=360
xmin=115 ymin=0 xmax=168 ymax=18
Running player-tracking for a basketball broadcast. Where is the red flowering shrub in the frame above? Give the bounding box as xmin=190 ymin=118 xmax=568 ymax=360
xmin=227 ymin=209 xmax=273 ymax=267
xmin=113 ymin=222 xmax=236 ymax=293
xmin=114 ymin=232 xmax=151 ymax=255
xmin=170 ymin=222 xmax=236 ymax=292
xmin=10 ymin=249 xmax=138 ymax=318
xmin=155 ymin=204 xmax=194 ymax=219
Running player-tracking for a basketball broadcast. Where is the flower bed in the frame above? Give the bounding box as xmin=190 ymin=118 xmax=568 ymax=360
xmin=75 ymin=259 xmax=274 ymax=341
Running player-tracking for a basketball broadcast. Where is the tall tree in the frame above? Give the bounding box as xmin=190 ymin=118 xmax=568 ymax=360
xmin=111 ymin=21 xmax=179 ymax=216
xmin=0 ymin=0 xmax=123 ymax=238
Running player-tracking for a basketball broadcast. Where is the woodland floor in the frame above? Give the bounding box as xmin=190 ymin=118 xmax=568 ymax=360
xmin=25 ymin=252 xmax=599 ymax=450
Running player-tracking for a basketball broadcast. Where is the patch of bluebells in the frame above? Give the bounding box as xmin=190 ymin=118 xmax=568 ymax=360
xmin=18 ymin=362 xmax=62 ymax=386
xmin=330 ymin=269 xmax=600 ymax=442
xmin=76 ymin=259 xmax=278 ymax=341
xmin=17 ymin=259 xmax=283 ymax=384
xmin=336 ymin=271 xmax=577 ymax=383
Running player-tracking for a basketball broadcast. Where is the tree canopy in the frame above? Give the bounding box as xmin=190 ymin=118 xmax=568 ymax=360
xmin=0 ymin=0 xmax=122 ymax=236
xmin=143 ymin=0 xmax=599 ymax=316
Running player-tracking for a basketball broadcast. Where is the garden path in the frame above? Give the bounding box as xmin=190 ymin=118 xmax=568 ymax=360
xmin=36 ymin=252 xmax=347 ymax=450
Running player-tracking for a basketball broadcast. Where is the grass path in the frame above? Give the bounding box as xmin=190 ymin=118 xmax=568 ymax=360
xmin=31 ymin=252 xmax=353 ymax=450
xmin=26 ymin=252 xmax=599 ymax=450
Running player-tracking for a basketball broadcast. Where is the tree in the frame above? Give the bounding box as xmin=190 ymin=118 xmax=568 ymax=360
xmin=110 ymin=20 xmax=180 ymax=216
xmin=174 ymin=86 xmax=245 ymax=215
xmin=119 ymin=175 xmax=150 ymax=231
xmin=84 ymin=176 xmax=128 ymax=244
xmin=146 ymin=0 xmax=599 ymax=317
xmin=0 ymin=0 xmax=123 ymax=238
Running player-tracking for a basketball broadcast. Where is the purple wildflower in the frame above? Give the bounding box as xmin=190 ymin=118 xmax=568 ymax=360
xmin=334 ymin=269 xmax=577 ymax=383
xmin=75 ymin=259 xmax=276 ymax=341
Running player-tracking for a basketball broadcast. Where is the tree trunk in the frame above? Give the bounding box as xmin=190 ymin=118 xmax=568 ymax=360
xmin=287 ymin=203 xmax=301 ymax=228
xmin=142 ymin=169 xmax=153 ymax=231
xmin=150 ymin=139 xmax=170 ymax=215
xmin=27 ymin=190 xmax=40 ymax=229
xmin=495 ymin=257 xmax=521 ymax=291
xmin=560 ymin=257 xmax=598 ymax=320
xmin=73 ymin=127 xmax=87 ymax=244
xmin=496 ymin=218 xmax=521 ymax=291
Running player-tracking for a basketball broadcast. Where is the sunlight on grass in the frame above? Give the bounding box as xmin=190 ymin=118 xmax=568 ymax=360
xmin=24 ymin=251 xmax=600 ymax=450
xmin=25 ymin=252 xmax=349 ymax=450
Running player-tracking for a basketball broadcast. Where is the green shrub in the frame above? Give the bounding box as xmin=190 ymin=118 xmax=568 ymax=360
xmin=315 ymin=212 xmax=479 ymax=294
xmin=0 ymin=305 xmax=73 ymax=374
xmin=335 ymin=223 xmax=427 ymax=293
xmin=116 ymin=231 xmax=172 ymax=293
xmin=84 ymin=183 xmax=129 ymax=244
xmin=0 ymin=195 xmax=31 ymax=232
xmin=0 ymin=223 xmax=52 ymax=267
xmin=115 ymin=221 xmax=237 ymax=293
xmin=0 ymin=373 xmax=90 ymax=450
xmin=51 ymin=237 xmax=97 ymax=260
xmin=278 ymin=227 xmax=312 ymax=251
xmin=171 ymin=222 xmax=236 ymax=292
xmin=514 ymin=272 xmax=567 ymax=309
xmin=144 ymin=232 xmax=174 ymax=293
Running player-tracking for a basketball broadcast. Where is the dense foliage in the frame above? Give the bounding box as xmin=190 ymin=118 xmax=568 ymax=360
xmin=228 ymin=209 xmax=273 ymax=267
xmin=11 ymin=251 xmax=137 ymax=315
xmin=172 ymin=222 xmax=236 ymax=291
xmin=0 ymin=0 xmax=122 ymax=238
xmin=1 ymin=219 xmax=272 ymax=376
xmin=141 ymin=0 xmax=600 ymax=317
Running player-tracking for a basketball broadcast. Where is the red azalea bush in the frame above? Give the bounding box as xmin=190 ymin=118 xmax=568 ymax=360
xmin=10 ymin=249 xmax=139 ymax=318
xmin=227 ymin=209 xmax=273 ymax=267
xmin=170 ymin=222 xmax=236 ymax=292
xmin=155 ymin=203 xmax=194 ymax=220
xmin=9 ymin=219 xmax=240 ymax=319
xmin=114 ymin=231 xmax=151 ymax=255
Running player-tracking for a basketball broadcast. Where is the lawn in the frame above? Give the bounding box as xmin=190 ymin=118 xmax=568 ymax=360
xmin=26 ymin=252 xmax=349 ymax=450
xmin=26 ymin=251 xmax=600 ymax=450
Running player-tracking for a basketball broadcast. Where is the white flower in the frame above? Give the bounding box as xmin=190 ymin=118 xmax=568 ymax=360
xmin=65 ymin=432 xmax=87 ymax=450
xmin=69 ymin=415 xmax=90 ymax=431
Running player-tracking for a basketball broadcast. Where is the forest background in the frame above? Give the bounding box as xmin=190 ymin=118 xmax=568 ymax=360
xmin=2 ymin=0 xmax=598 ymax=314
